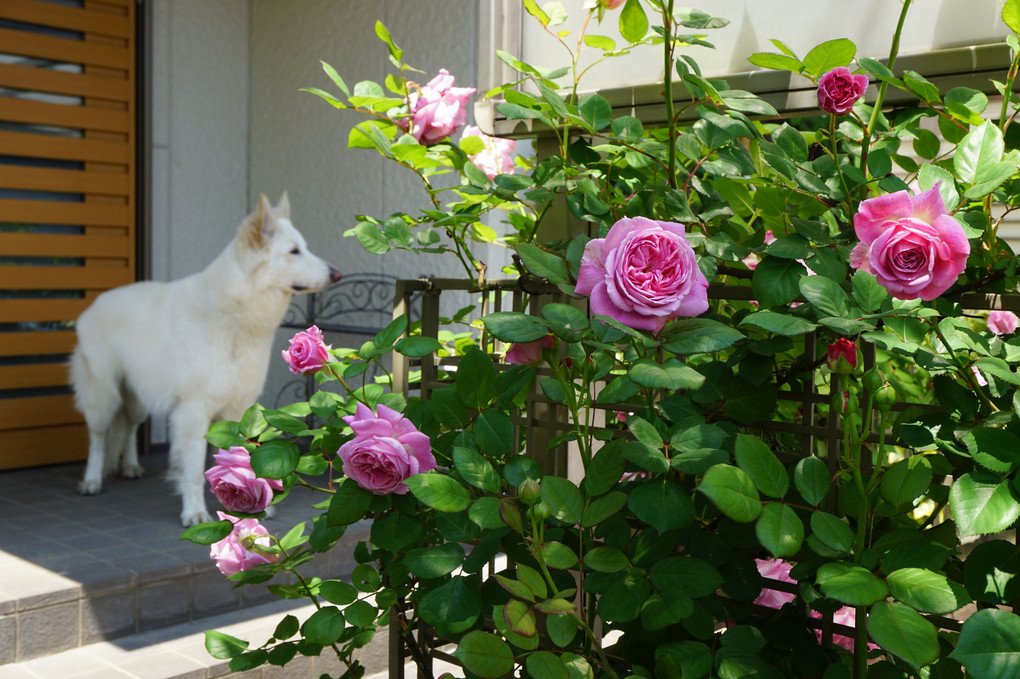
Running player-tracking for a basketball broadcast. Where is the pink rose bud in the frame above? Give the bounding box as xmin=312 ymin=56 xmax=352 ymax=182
xmin=601 ymin=0 xmax=626 ymax=8
xmin=575 ymin=216 xmax=710 ymax=334
xmin=210 ymin=512 xmax=277 ymax=576
xmin=461 ymin=125 xmax=516 ymax=179
xmin=826 ymin=338 xmax=858 ymax=374
xmin=850 ymin=186 xmax=970 ymax=301
xmin=338 ymin=402 xmax=437 ymax=495
xmin=400 ymin=69 xmax=476 ymax=146
xmin=205 ymin=446 xmax=284 ymax=514
xmin=987 ymin=310 xmax=1019 ymax=335
xmin=282 ymin=325 xmax=331 ymax=375
xmin=816 ymin=67 xmax=869 ymax=115
xmin=504 ymin=335 xmax=555 ymax=365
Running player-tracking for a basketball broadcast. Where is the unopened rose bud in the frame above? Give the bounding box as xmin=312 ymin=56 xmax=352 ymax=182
xmin=827 ymin=338 xmax=858 ymax=375
xmin=874 ymin=383 xmax=897 ymax=412
xmin=862 ymin=368 xmax=884 ymax=394
xmin=518 ymin=478 xmax=541 ymax=506
xmin=530 ymin=501 xmax=552 ymax=522
xmin=844 ymin=391 xmax=860 ymax=414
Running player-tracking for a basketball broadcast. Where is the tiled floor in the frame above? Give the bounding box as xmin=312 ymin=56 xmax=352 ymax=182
xmin=0 ymin=447 xmax=332 ymax=589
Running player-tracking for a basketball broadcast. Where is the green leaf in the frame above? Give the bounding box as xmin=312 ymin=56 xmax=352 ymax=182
xmin=584 ymin=546 xmax=630 ymax=573
xmin=755 ymin=502 xmax=805 ymax=558
xmin=419 ymin=576 xmax=481 ymax=637
xmin=734 ymin=434 xmax=788 ymax=498
xmin=483 ymin=312 xmax=549 ymax=343
xmin=394 ymin=336 xmax=442 ymax=357
xmin=852 ymin=271 xmax=887 ymax=313
xmin=205 ymin=630 xmax=248 ymax=659
xmin=404 ymin=473 xmax=472 ymax=513
xmin=880 ymin=455 xmax=933 ymax=507
xmin=747 ymin=52 xmax=804 ymax=74
xmin=580 ymin=491 xmax=629 ymax=527
xmin=869 ymin=601 xmax=940 ymax=669
xmin=541 ymin=303 xmax=588 ymax=342
xmin=950 ymin=471 xmax=1020 ymax=536
xmin=301 ymin=606 xmax=345 ymax=646
xmin=619 ymin=0 xmax=649 ymax=43
xmin=457 ymin=346 xmax=496 ymax=409
xmin=629 ymin=358 xmax=706 ymax=390
xmin=181 ymin=520 xmax=233 ymax=545
xmin=578 ymin=93 xmax=612 ymax=132
xmin=816 ymin=562 xmax=889 ymax=606
xmin=403 ymin=543 xmax=466 ymax=579
xmin=752 ymin=257 xmax=804 ymax=308
xmin=965 ymin=427 xmax=1020 ymax=473
xmin=453 ymin=446 xmax=502 ymax=494
xmin=697 ymin=464 xmax=762 ymax=523
xmin=950 ymin=608 xmax=1020 ymax=677
xmin=662 ymin=318 xmax=745 ymax=354
xmin=584 ymin=34 xmax=616 ymax=52
xmin=1005 ymin=0 xmax=1020 ymax=34
xmin=546 ymin=615 xmax=578 ymax=648
xmin=540 ymin=541 xmax=578 ymax=569
xmin=794 ymin=457 xmax=830 ymax=506
xmin=886 ymin=568 xmax=967 ymax=614
xmin=474 ymin=408 xmax=514 ymax=457
xmin=799 ymin=276 xmax=850 ymax=317
xmin=454 ymin=631 xmax=515 ymax=679
xmin=318 ymin=580 xmax=358 ymax=606
xmin=802 ymin=38 xmax=857 ymax=77
xmin=251 ymin=439 xmax=299 ymax=480
xmin=516 ymin=243 xmax=569 ymax=285
xmin=964 ymin=540 xmax=1020 ymax=604
xmin=810 ymin=511 xmax=855 ymax=554
xmin=541 ymin=476 xmax=584 ymax=524
xmin=527 ymin=652 xmax=569 ymax=679
xmin=628 ymin=478 xmax=695 ymax=533
xmin=955 ymin=121 xmax=1005 ymax=186
xmin=327 ymin=480 xmax=373 ymax=526
xmin=740 ymin=310 xmax=817 ymax=336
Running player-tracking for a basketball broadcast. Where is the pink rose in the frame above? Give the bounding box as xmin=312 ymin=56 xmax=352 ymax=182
xmin=575 ymin=217 xmax=709 ymax=334
xmin=400 ymin=69 xmax=476 ymax=146
xmin=338 ymin=402 xmax=436 ymax=495
xmin=850 ymin=186 xmax=970 ymax=300
xmin=742 ymin=230 xmax=776 ymax=271
xmin=462 ymin=125 xmax=516 ymax=179
xmin=505 ymin=335 xmax=555 ymax=365
xmin=205 ymin=447 xmax=284 ymax=514
xmin=210 ymin=512 xmax=276 ymax=576
xmin=817 ymin=67 xmax=868 ymax=115
xmin=987 ymin=310 xmax=1019 ymax=335
xmin=282 ymin=325 xmax=331 ymax=375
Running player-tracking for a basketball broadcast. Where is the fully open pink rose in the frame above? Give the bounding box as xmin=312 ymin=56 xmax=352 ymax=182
xmin=817 ymin=67 xmax=868 ymax=115
xmin=205 ymin=447 xmax=283 ymax=514
xmin=987 ymin=310 xmax=1019 ymax=335
xmin=505 ymin=335 xmax=555 ymax=365
xmin=210 ymin=512 xmax=276 ymax=576
xmin=338 ymin=402 xmax=436 ymax=495
xmin=282 ymin=325 xmax=330 ymax=375
xmin=850 ymin=187 xmax=970 ymax=300
xmin=462 ymin=125 xmax=515 ymax=179
xmin=400 ymin=69 xmax=476 ymax=146
xmin=575 ymin=216 xmax=709 ymax=333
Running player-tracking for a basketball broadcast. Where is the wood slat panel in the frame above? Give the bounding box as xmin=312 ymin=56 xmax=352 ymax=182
xmin=0 ymin=232 xmax=131 ymax=258
xmin=0 ymin=394 xmax=83 ymax=430
xmin=0 ymin=165 xmax=130 ymax=195
xmin=0 ymin=97 xmax=130 ymax=133
xmin=0 ymin=63 xmax=130 ymax=101
xmin=0 ymin=330 xmax=76 ymax=357
xmin=0 ymin=130 xmax=130 ymax=164
xmin=0 ymin=424 xmax=87 ymax=471
xmin=0 ymin=298 xmax=88 ymax=323
xmin=0 ymin=27 xmax=129 ymax=70
xmin=0 ymin=198 xmax=130 ymax=226
xmin=0 ymin=363 xmax=70 ymax=390
xmin=0 ymin=0 xmax=131 ymax=39
xmin=0 ymin=265 xmax=131 ymax=291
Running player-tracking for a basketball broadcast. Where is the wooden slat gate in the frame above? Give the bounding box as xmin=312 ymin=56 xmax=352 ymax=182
xmin=0 ymin=0 xmax=136 ymax=469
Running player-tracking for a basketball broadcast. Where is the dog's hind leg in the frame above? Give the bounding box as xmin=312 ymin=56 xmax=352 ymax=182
xmin=71 ymin=347 xmax=121 ymax=495
xmin=118 ymin=389 xmax=147 ymax=479
xmin=168 ymin=401 xmax=213 ymax=526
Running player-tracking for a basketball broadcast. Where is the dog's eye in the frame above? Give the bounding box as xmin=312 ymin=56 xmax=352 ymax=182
xmin=289 ymin=247 xmax=300 ymax=255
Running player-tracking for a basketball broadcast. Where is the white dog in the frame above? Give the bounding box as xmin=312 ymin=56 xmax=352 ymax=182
xmin=70 ymin=192 xmax=340 ymax=525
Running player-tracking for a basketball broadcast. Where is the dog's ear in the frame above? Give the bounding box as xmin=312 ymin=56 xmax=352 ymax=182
xmin=240 ymin=193 xmax=277 ymax=248
xmin=275 ymin=191 xmax=290 ymax=219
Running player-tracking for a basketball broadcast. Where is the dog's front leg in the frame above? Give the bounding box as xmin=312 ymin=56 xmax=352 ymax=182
xmin=169 ymin=402 xmax=213 ymax=526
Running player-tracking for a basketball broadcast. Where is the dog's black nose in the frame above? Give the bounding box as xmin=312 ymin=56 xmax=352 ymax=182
xmin=329 ymin=266 xmax=343 ymax=283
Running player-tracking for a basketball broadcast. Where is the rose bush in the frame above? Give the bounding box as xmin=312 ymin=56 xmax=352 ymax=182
xmin=185 ymin=2 xmax=1020 ymax=679
xmin=400 ymin=69 xmax=475 ymax=146
xmin=205 ymin=446 xmax=282 ymax=513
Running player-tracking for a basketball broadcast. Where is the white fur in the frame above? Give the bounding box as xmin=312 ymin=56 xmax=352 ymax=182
xmin=70 ymin=192 xmax=340 ymax=526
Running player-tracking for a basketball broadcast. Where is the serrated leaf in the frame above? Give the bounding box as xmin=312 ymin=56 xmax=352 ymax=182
xmin=697 ymin=464 xmax=762 ymax=523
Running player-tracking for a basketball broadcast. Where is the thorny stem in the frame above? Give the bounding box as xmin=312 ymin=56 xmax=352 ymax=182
xmin=999 ymin=46 xmax=1020 ymax=134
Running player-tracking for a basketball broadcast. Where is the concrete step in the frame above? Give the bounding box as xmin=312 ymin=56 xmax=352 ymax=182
xmin=0 ymin=598 xmax=391 ymax=679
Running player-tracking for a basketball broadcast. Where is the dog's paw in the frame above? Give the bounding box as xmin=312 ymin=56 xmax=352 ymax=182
xmin=120 ymin=464 xmax=145 ymax=479
xmin=180 ymin=509 xmax=213 ymax=527
xmin=78 ymin=479 xmax=103 ymax=495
